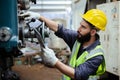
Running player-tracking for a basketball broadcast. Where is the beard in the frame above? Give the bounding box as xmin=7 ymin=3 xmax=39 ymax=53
xmin=77 ymin=32 xmax=91 ymax=43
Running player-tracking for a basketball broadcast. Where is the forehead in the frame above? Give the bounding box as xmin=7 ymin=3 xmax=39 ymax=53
xmin=80 ymin=20 xmax=90 ymax=27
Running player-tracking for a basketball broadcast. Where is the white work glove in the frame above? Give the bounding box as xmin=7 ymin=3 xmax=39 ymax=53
xmin=20 ymin=11 xmax=41 ymax=20
xmin=42 ymin=46 xmax=58 ymax=66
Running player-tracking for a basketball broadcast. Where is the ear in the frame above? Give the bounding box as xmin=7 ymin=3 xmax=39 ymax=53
xmin=90 ymin=29 xmax=97 ymax=36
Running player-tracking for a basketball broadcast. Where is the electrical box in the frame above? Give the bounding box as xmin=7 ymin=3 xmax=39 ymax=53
xmin=97 ymin=1 xmax=120 ymax=77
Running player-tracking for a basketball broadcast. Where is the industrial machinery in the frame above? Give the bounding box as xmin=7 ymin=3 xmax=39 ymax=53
xmin=0 ymin=0 xmax=49 ymax=80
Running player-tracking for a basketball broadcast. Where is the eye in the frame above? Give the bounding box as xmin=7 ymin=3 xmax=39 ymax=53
xmin=81 ymin=25 xmax=86 ymax=29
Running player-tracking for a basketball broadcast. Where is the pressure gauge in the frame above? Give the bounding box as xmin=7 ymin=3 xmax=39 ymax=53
xmin=0 ymin=27 xmax=12 ymax=42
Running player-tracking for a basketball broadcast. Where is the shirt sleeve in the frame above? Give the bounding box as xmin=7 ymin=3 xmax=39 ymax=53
xmin=75 ymin=55 xmax=104 ymax=80
xmin=55 ymin=24 xmax=78 ymax=50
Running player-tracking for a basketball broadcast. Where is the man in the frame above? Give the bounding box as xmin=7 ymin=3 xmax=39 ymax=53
xmin=21 ymin=9 xmax=107 ymax=80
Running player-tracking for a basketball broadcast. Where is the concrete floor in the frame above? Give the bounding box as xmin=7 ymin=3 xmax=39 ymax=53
xmin=12 ymin=62 xmax=120 ymax=80
xmin=12 ymin=63 xmax=62 ymax=80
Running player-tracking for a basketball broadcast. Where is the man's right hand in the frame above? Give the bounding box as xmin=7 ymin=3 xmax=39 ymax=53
xmin=20 ymin=11 xmax=41 ymax=20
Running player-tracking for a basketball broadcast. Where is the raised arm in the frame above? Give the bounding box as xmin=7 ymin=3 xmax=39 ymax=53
xmin=39 ymin=16 xmax=58 ymax=32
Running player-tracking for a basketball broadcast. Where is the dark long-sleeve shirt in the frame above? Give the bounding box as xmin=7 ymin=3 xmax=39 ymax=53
xmin=55 ymin=24 xmax=104 ymax=80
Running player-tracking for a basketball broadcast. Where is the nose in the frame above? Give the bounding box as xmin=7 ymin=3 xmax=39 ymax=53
xmin=78 ymin=26 xmax=81 ymax=33
xmin=77 ymin=29 xmax=82 ymax=38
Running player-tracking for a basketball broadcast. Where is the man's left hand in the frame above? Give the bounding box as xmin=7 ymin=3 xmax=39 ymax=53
xmin=42 ymin=46 xmax=58 ymax=66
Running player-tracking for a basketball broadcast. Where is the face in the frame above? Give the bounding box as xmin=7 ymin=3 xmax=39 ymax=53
xmin=77 ymin=20 xmax=92 ymax=43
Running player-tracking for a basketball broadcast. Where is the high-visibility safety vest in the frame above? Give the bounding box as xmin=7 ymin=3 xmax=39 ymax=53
xmin=63 ymin=40 xmax=106 ymax=80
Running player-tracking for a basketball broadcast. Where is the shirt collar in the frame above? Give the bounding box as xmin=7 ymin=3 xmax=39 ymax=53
xmin=84 ymin=40 xmax=100 ymax=53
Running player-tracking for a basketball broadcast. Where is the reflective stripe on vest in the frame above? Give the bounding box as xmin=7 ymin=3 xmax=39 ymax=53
xmin=63 ymin=40 xmax=105 ymax=80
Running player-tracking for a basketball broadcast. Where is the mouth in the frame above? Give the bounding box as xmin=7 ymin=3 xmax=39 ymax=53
xmin=77 ymin=31 xmax=82 ymax=38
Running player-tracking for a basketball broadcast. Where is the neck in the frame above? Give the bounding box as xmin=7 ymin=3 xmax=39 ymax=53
xmin=82 ymin=36 xmax=96 ymax=48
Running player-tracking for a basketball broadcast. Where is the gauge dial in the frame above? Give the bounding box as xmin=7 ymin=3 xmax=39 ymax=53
xmin=0 ymin=27 xmax=12 ymax=42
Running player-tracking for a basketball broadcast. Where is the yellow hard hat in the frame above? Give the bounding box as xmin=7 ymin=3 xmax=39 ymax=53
xmin=81 ymin=9 xmax=107 ymax=31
